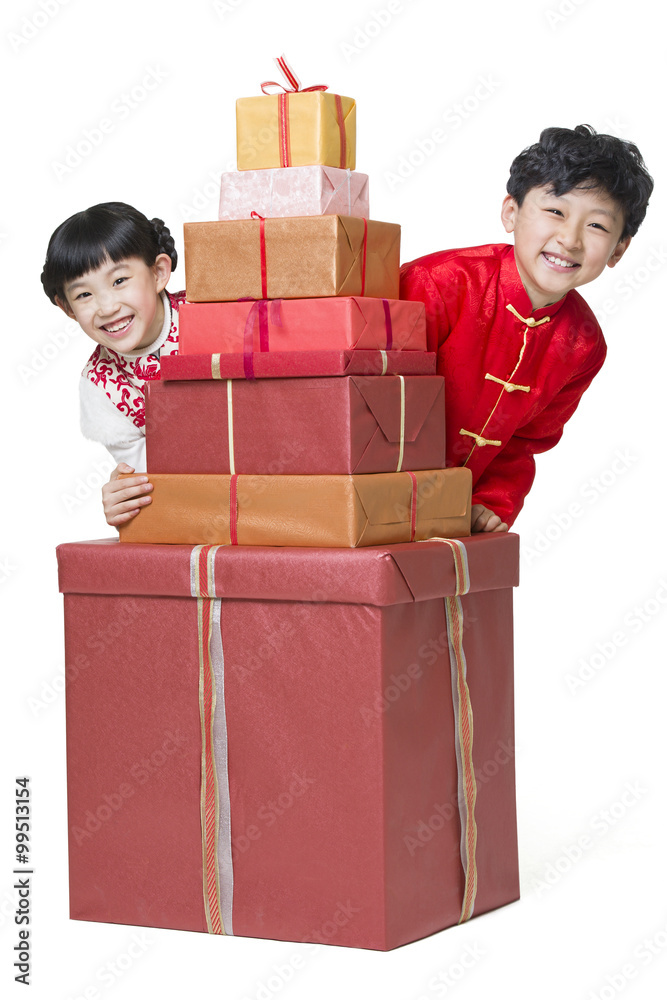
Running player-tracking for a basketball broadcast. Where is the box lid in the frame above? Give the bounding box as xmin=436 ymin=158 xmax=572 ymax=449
xmin=56 ymin=535 xmax=519 ymax=606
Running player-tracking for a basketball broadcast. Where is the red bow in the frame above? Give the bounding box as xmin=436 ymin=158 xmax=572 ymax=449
xmin=260 ymin=54 xmax=328 ymax=95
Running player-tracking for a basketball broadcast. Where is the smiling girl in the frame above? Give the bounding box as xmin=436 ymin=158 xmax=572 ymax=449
xmin=41 ymin=202 xmax=185 ymax=526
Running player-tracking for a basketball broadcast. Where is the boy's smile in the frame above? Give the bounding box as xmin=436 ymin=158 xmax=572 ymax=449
xmin=57 ymin=254 xmax=171 ymax=353
xmin=501 ymin=184 xmax=630 ymax=310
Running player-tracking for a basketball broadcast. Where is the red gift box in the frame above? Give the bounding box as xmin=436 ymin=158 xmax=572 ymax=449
xmin=145 ymin=375 xmax=446 ymax=475
xmin=58 ymin=535 xmax=520 ymax=950
xmin=177 ymin=298 xmax=426 ymax=356
xmin=160 ymin=350 xmax=436 ymax=381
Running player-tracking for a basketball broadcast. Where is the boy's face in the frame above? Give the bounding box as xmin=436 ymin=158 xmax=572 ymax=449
xmin=56 ymin=254 xmax=172 ymax=353
xmin=501 ymin=184 xmax=630 ymax=310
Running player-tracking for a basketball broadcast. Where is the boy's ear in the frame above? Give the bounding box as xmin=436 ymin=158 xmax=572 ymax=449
xmin=153 ymin=253 xmax=172 ymax=293
xmin=607 ymin=236 xmax=631 ymax=269
xmin=55 ymin=294 xmax=74 ymax=318
xmin=501 ymin=194 xmax=518 ymax=234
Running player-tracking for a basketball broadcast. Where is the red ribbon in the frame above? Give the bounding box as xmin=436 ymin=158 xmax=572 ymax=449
xmin=240 ymin=298 xmax=283 ymax=380
xmin=407 ymin=471 xmax=418 ymax=541
xmin=279 ymin=93 xmax=291 ymax=168
xmin=360 ymin=218 xmax=368 ymax=296
xmin=250 ymin=212 xmax=268 ymax=298
xmin=381 ymin=299 xmax=393 ymax=350
xmin=229 ymin=474 xmax=239 ymax=546
xmin=334 ymin=93 xmax=346 ymax=169
xmin=260 ymin=55 xmax=328 ymax=95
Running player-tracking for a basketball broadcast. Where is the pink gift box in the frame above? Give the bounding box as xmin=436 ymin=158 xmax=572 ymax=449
xmin=177 ymin=297 xmax=426 ymax=356
xmin=218 ymin=166 xmax=369 ymax=220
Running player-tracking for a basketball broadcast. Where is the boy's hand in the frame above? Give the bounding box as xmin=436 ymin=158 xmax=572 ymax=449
xmin=471 ymin=503 xmax=509 ymax=534
xmin=102 ymin=463 xmax=153 ymax=528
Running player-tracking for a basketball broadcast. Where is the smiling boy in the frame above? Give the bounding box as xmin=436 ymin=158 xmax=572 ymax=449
xmin=400 ymin=125 xmax=653 ymax=532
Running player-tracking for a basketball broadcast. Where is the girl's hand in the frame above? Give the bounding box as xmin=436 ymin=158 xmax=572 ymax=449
xmin=471 ymin=503 xmax=509 ymax=534
xmin=102 ymin=463 xmax=153 ymax=527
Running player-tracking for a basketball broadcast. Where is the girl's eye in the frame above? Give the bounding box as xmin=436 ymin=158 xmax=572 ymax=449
xmin=113 ymin=276 xmax=128 ymax=286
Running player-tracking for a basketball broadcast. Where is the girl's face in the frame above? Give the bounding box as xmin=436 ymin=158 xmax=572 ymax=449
xmin=57 ymin=254 xmax=172 ymax=353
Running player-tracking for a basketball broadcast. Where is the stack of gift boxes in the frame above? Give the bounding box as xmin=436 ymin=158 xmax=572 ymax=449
xmin=57 ymin=65 xmax=521 ymax=950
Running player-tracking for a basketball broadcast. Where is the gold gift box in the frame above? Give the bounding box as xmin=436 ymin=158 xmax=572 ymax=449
xmin=183 ymin=216 xmax=401 ymax=302
xmin=118 ymin=469 xmax=472 ymax=547
xmin=236 ymin=92 xmax=356 ymax=171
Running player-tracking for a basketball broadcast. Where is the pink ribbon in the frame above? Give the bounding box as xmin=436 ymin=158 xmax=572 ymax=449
xmin=381 ymin=299 xmax=393 ymax=350
xmin=239 ymin=298 xmax=283 ymax=380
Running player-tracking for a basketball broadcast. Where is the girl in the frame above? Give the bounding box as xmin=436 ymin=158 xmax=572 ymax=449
xmin=41 ymin=202 xmax=185 ymax=527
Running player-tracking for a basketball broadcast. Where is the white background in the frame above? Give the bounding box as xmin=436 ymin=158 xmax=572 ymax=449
xmin=2 ymin=0 xmax=666 ymax=997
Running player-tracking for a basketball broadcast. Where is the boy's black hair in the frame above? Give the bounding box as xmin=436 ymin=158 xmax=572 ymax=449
xmin=507 ymin=125 xmax=653 ymax=241
xmin=41 ymin=202 xmax=178 ymax=305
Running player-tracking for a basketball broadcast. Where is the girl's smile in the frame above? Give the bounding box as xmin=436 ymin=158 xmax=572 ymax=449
xmin=58 ymin=254 xmax=172 ymax=353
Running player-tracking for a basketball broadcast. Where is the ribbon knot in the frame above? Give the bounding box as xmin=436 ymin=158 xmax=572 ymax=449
xmin=260 ymin=55 xmax=328 ymax=95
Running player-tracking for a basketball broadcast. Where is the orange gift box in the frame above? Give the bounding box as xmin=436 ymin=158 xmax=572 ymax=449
xmin=183 ymin=216 xmax=400 ymax=302
xmin=118 ymin=469 xmax=472 ymax=547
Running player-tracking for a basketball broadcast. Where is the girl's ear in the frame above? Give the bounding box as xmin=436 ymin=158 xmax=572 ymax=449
xmin=55 ymin=294 xmax=75 ymax=318
xmin=153 ymin=253 xmax=172 ymax=293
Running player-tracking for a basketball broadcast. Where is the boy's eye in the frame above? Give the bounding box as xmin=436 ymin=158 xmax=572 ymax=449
xmin=75 ymin=291 xmax=91 ymax=300
xmin=546 ymin=208 xmax=564 ymax=216
xmin=589 ymin=222 xmax=609 ymax=232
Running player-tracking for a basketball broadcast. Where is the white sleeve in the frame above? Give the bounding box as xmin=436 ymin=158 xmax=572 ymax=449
xmin=79 ymin=377 xmax=147 ymax=472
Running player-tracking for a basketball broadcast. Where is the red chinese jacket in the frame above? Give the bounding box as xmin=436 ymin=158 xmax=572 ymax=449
xmin=400 ymin=244 xmax=606 ymax=526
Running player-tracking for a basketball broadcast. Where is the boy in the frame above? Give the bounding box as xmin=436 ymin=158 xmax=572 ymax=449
xmin=399 ymin=125 xmax=653 ymax=533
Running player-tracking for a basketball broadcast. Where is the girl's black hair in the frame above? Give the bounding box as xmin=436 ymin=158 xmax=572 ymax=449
xmin=41 ymin=202 xmax=178 ymax=304
xmin=507 ymin=125 xmax=654 ymax=241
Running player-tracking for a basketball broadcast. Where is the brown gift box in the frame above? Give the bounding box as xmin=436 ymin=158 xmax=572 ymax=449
xmin=118 ymin=469 xmax=471 ymax=547
xmin=183 ymin=216 xmax=400 ymax=302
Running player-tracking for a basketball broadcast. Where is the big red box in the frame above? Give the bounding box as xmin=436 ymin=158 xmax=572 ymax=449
xmin=58 ymin=535 xmax=520 ymax=950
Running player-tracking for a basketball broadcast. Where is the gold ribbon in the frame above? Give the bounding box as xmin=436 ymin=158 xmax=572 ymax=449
xmin=396 ymin=374 xmax=405 ymax=472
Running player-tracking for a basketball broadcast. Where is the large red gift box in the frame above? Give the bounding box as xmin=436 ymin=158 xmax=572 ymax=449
xmin=145 ymin=375 xmax=446 ymax=475
xmin=58 ymin=534 xmax=520 ymax=950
